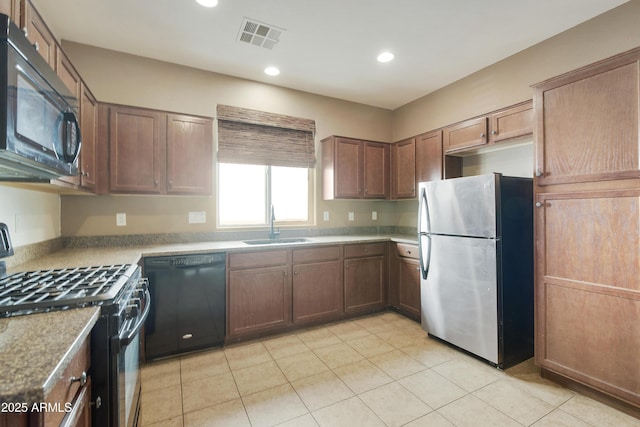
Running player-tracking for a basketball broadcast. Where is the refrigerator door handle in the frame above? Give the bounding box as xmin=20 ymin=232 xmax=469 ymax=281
xmin=418 ymin=233 xmax=431 ymax=280
xmin=418 ymin=186 xmax=431 ymax=234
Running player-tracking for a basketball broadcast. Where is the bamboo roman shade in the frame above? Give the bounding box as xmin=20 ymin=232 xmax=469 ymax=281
xmin=217 ymin=105 xmax=316 ymax=168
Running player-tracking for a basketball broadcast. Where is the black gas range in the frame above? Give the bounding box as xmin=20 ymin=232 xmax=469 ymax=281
xmin=0 ymin=224 xmax=149 ymax=427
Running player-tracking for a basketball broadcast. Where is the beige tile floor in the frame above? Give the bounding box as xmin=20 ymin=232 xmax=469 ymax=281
xmin=139 ymin=311 xmax=640 ymax=427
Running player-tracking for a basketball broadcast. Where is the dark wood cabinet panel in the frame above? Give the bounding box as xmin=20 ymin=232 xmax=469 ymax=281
xmin=391 ymin=137 xmax=416 ymax=199
xmin=398 ymin=257 xmax=420 ymax=319
xmin=363 ymin=142 xmax=389 ymax=199
xmin=534 ymin=53 xmax=639 ymax=185
xmin=344 ymin=255 xmax=385 ymax=314
xmin=535 ymin=189 xmax=640 ymax=407
xmin=109 ymin=106 xmax=166 ymax=194
xmin=21 ymin=0 xmax=56 ymax=68
xmin=321 ymin=136 xmax=388 ymax=200
xmin=443 ymin=116 xmax=488 ymax=153
xmin=416 ymin=130 xmax=443 ymax=183
xmin=293 ymin=260 xmax=343 ymax=324
xmin=228 ymin=265 xmax=291 ymax=337
xmin=166 ymin=114 xmax=213 ymax=195
xmin=56 ymin=49 xmax=81 ymax=99
xmin=79 ymin=84 xmax=98 ymax=191
xmin=103 ymin=104 xmax=212 ymax=195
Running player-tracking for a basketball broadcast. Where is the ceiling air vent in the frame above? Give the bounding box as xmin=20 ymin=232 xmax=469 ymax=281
xmin=237 ymin=18 xmax=285 ymax=50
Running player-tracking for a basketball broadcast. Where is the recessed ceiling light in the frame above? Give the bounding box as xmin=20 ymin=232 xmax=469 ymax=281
xmin=377 ymin=51 xmax=395 ymax=63
xmin=196 ymin=0 xmax=218 ymax=7
xmin=264 ymin=66 xmax=280 ymax=76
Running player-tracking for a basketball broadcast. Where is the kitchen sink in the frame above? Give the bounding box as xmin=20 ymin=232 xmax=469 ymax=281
xmin=243 ymin=238 xmax=309 ymax=245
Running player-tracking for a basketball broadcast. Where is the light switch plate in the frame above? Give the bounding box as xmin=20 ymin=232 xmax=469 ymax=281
xmin=323 ymin=211 xmax=330 ymax=221
xmin=372 ymin=211 xmax=377 ymax=220
xmin=188 ymin=211 xmax=206 ymax=224
xmin=116 ymin=213 xmax=126 ymax=227
xmin=348 ymin=212 xmax=355 ymax=221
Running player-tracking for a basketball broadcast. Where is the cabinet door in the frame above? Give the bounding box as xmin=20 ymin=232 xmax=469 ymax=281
xmin=56 ymin=49 xmax=81 ymax=99
xmin=228 ymin=266 xmax=291 ymax=337
xmin=109 ymin=106 xmax=166 ymax=194
xmin=534 ymin=52 xmax=640 ymax=185
xmin=391 ymin=138 xmax=416 ymax=199
xmin=363 ymin=141 xmax=389 ymax=199
xmin=489 ymin=101 xmax=533 ymax=144
xmin=0 ymin=0 xmax=20 ymax=23
xmin=344 ymin=256 xmax=385 ymax=314
xmin=443 ymin=117 xmax=488 ymax=153
xmin=535 ymin=189 xmax=640 ymax=406
xmin=79 ymin=84 xmax=98 ymax=191
xmin=293 ymin=260 xmax=343 ymax=324
xmin=398 ymin=257 xmax=420 ymax=318
xmin=21 ymin=0 xmax=56 ymax=68
xmin=166 ymin=114 xmax=213 ymax=195
xmin=416 ymin=130 xmax=443 ymax=183
xmin=335 ymin=138 xmax=363 ymax=198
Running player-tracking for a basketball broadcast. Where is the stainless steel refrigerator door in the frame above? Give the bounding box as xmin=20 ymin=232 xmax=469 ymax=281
xmin=420 ymin=234 xmax=499 ymax=364
xmin=421 ymin=174 xmax=498 ymax=238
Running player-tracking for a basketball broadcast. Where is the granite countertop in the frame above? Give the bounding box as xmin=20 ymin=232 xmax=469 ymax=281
xmin=0 ymin=307 xmax=100 ymax=404
xmin=0 ymin=234 xmax=417 ymax=404
xmin=8 ymin=234 xmax=418 ymax=273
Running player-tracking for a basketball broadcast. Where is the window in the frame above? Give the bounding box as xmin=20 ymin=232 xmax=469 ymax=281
xmin=216 ymin=105 xmax=316 ymax=229
xmin=218 ymin=163 xmax=311 ymax=227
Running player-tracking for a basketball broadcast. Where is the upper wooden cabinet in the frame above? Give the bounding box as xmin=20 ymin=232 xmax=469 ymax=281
xmin=166 ymin=114 xmax=213 ymax=195
xmin=443 ymin=116 xmax=488 ymax=153
xmin=56 ymin=48 xmax=81 ymax=99
xmin=103 ymin=104 xmax=213 ymax=195
xmin=0 ymin=0 xmax=20 ymax=24
xmin=534 ymin=51 xmax=640 ymax=185
xmin=444 ymin=101 xmax=533 ymax=154
xmin=391 ymin=137 xmax=416 ymax=199
xmin=79 ymin=84 xmax=98 ymax=191
xmin=416 ymin=130 xmax=443 ymax=183
xmin=21 ymin=0 xmax=56 ymax=68
xmin=321 ymin=136 xmax=389 ymax=200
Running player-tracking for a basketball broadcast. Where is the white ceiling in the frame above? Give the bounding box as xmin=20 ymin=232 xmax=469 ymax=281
xmin=34 ymin=0 xmax=628 ymax=110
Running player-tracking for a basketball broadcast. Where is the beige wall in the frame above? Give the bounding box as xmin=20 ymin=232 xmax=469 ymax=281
xmin=60 ymin=43 xmax=397 ymax=236
xmin=392 ymin=0 xmax=640 ymax=141
xmin=0 ymin=185 xmax=60 ymax=246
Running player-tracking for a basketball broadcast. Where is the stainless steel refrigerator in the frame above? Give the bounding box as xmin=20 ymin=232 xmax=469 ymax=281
xmin=418 ymin=173 xmax=533 ymax=369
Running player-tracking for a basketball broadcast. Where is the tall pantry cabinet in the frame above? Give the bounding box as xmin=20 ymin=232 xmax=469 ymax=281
xmin=533 ymin=47 xmax=640 ymax=413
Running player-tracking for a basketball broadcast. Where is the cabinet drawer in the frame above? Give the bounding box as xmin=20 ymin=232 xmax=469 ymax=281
xmin=396 ymin=243 xmax=418 ymax=259
xmin=44 ymin=336 xmax=90 ymax=427
xmin=344 ymin=242 xmax=386 ymax=258
xmin=293 ymin=246 xmax=341 ymax=264
xmin=229 ymin=250 xmax=289 ymax=269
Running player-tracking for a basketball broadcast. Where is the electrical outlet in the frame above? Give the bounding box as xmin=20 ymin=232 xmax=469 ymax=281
xmin=348 ymin=212 xmax=355 ymax=221
xmin=372 ymin=211 xmax=377 ymax=221
xmin=188 ymin=211 xmax=206 ymax=224
xmin=116 ymin=213 xmax=126 ymax=227
xmin=323 ymin=211 xmax=330 ymax=221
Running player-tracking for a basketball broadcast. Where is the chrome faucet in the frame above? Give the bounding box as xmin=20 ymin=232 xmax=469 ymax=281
xmin=269 ymin=205 xmax=280 ymax=239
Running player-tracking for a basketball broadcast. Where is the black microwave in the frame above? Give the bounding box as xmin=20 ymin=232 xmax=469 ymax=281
xmin=0 ymin=14 xmax=81 ymax=181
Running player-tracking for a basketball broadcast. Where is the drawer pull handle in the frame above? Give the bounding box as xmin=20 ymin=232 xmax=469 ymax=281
xmin=70 ymin=371 xmax=87 ymax=387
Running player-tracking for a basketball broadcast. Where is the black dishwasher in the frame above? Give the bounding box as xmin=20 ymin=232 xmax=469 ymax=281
xmin=144 ymin=252 xmax=226 ymax=360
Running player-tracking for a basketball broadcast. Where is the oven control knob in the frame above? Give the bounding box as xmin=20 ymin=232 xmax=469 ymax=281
xmin=130 ymin=297 xmax=141 ymax=309
xmin=125 ymin=305 xmax=139 ymax=319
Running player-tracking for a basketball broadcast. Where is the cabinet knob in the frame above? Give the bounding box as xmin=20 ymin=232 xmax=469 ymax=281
xmin=70 ymin=371 xmax=88 ymax=387
xmin=535 ymin=170 xmax=543 ymax=177
xmin=168 ymin=179 xmax=173 ymax=187
xmin=22 ymin=27 xmax=28 ymax=37
xmin=491 ymin=130 xmax=497 ymax=135
xmin=416 ymin=267 xmax=420 ymax=271
xmin=81 ymin=171 xmax=89 ymax=177
xmin=34 ymin=41 xmax=39 ymax=52
xmin=283 ymin=271 xmax=288 ymax=276
xmin=480 ymin=133 xmax=486 ymax=138
xmin=406 ymin=249 xmax=411 ymax=254
xmin=154 ymin=179 xmax=159 ymax=186
xmin=535 ymin=202 xmax=543 ymax=208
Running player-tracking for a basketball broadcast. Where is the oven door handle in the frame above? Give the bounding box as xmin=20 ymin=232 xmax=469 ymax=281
xmin=119 ymin=287 xmax=151 ymax=346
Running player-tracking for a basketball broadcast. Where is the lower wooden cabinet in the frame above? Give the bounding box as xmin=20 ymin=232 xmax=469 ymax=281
xmin=292 ymin=246 xmax=343 ymax=325
xmin=227 ymin=251 xmax=291 ymax=338
xmin=344 ymin=243 xmax=387 ymax=314
xmin=389 ymin=243 xmax=420 ymax=320
xmin=0 ymin=337 xmax=91 ymax=427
